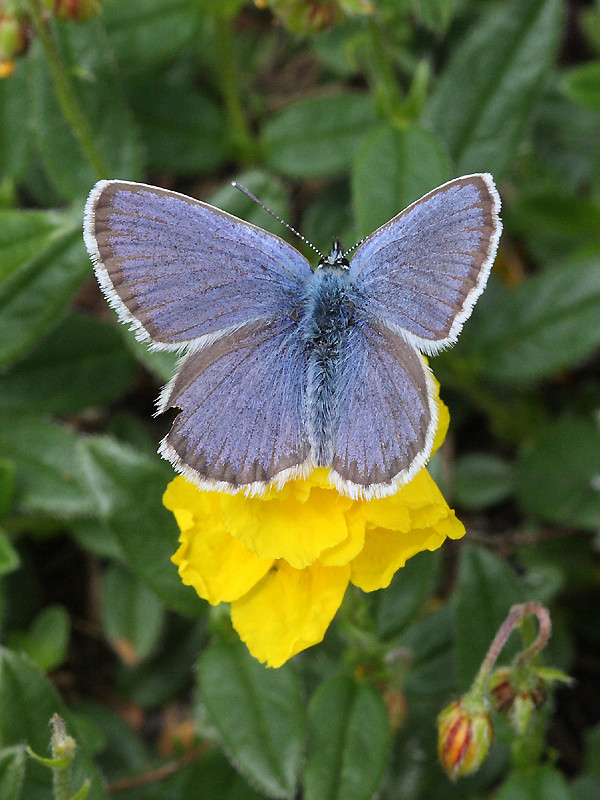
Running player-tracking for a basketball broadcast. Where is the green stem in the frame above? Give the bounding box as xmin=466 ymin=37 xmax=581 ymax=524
xmin=26 ymin=0 xmax=108 ymax=178
xmin=472 ymin=602 xmax=551 ymax=694
xmin=365 ymin=17 xmax=404 ymax=123
xmin=214 ymin=14 xmax=257 ymax=165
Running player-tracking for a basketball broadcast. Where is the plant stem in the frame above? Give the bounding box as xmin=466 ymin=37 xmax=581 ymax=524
xmin=214 ymin=14 xmax=257 ymax=165
xmin=26 ymin=0 xmax=108 ymax=178
xmin=474 ymin=602 xmax=552 ymax=692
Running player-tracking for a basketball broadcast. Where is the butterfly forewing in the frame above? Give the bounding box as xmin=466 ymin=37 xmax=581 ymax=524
xmin=349 ymin=174 xmax=501 ymax=355
xmin=330 ymin=320 xmax=437 ymax=500
xmin=159 ymin=318 xmax=310 ymax=492
xmin=84 ymin=180 xmax=311 ymax=349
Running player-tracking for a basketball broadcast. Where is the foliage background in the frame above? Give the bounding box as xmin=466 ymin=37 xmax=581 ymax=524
xmin=1 ymin=0 xmax=600 ymax=797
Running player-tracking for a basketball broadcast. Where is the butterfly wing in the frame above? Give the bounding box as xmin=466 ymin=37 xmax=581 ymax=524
xmin=84 ymin=180 xmax=311 ymax=350
xmin=349 ymin=174 xmax=501 ymax=355
xmin=158 ymin=317 xmax=310 ymax=492
xmin=330 ymin=319 xmax=437 ymax=500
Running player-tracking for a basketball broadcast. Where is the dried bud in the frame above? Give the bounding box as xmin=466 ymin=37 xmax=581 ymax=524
xmin=489 ymin=667 xmax=549 ymax=735
xmin=47 ymin=0 xmax=102 ymax=21
xmin=50 ymin=714 xmax=76 ymax=759
xmin=0 ymin=11 xmax=29 ymax=78
xmin=437 ymin=698 xmax=493 ymax=779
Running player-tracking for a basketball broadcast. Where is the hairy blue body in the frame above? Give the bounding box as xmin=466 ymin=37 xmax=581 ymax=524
xmin=301 ymin=265 xmax=358 ymax=465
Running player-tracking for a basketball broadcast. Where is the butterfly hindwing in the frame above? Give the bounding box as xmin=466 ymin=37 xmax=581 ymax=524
xmin=84 ymin=180 xmax=311 ymax=350
xmin=330 ymin=319 xmax=437 ymax=499
xmin=349 ymin=174 xmax=501 ymax=355
xmin=158 ymin=318 xmax=310 ymax=492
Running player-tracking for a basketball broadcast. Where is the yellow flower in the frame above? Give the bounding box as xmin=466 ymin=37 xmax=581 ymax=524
xmin=164 ymin=397 xmax=464 ymax=668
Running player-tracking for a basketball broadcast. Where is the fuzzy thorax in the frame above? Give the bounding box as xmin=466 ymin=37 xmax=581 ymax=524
xmin=302 ymin=266 xmax=357 ymax=466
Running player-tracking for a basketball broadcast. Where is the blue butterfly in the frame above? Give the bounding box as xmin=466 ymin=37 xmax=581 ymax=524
xmin=84 ymin=175 xmax=501 ymax=499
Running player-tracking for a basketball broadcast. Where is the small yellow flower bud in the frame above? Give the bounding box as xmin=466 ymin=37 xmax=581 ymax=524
xmin=437 ymin=699 xmax=493 ymax=779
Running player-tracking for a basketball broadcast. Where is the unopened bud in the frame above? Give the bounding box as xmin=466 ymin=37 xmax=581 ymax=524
xmin=437 ymin=698 xmax=493 ymax=779
xmin=47 ymin=0 xmax=102 ymax=21
xmin=0 ymin=11 xmax=29 ymax=77
xmin=50 ymin=714 xmax=76 ymax=759
xmin=489 ymin=667 xmax=549 ymax=735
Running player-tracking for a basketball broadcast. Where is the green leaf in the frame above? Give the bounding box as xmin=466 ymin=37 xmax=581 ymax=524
xmin=0 ymin=313 xmax=137 ymax=415
xmin=103 ymin=0 xmax=199 ymax=72
xmin=0 ymin=210 xmax=67 ymax=282
xmin=120 ymin=329 xmax=177 ymax=384
xmin=533 ymin=86 xmax=600 ymax=190
xmin=118 ymin=617 xmax=206 ymax=709
xmin=176 ymin=751 xmax=266 ymax=800
xmin=0 ymin=58 xmax=33 ymax=183
xmin=30 ymin=19 xmax=142 ymax=201
xmin=375 ymin=549 xmax=442 ymax=637
xmin=303 ymin=674 xmax=390 ymax=800
xmin=466 ymin=257 xmax=600 ymax=385
xmin=494 ymin=764 xmax=574 ymax=800
xmin=0 ymin=414 xmax=94 ymax=518
xmin=0 ymin=648 xmax=106 ymax=799
xmin=454 ymin=453 xmax=514 ymax=510
xmin=562 ymin=61 xmax=600 ymax=114
xmin=197 ymin=639 xmax=304 ymax=799
xmin=0 ymin=459 xmax=16 ymax=519
xmin=423 ymin=0 xmax=563 ymax=176
xmin=582 ymin=722 xmax=600 ymax=774
xmin=100 ymin=564 xmax=165 ymax=664
xmin=76 ymin=436 xmax=203 ymax=616
xmin=352 ymin=123 xmax=449 ymax=237
xmin=453 ymin=545 xmax=523 ymax=691
xmin=516 ymin=419 xmax=600 ymax=530
xmin=129 ymin=78 xmax=226 ymax=176
xmin=7 ymin=605 xmax=70 ymax=672
xmin=0 ymin=530 xmax=20 ymax=577
xmin=69 ymin=519 xmax=124 ymax=561
xmin=400 ymin=605 xmax=458 ymax=712
xmin=0 ymin=745 xmax=26 ymax=800
xmin=506 ymin=189 xmax=600 ymax=263
xmin=0 ymin=212 xmax=88 ymax=368
xmin=262 ymin=93 xmax=377 ymax=178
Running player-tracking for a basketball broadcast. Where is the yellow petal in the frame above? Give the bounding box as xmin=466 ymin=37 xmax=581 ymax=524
xmin=432 ymin=398 xmax=450 ymax=454
xmin=350 ymin=525 xmax=441 ymax=592
xmin=165 ymin=478 xmax=272 ymax=604
xmin=230 ymin=560 xmax=350 ymax=667
xmin=349 ymin=472 xmax=466 ymax=592
xmin=220 ymin=485 xmax=353 ymax=569
xmin=318 ymin=505 xmax=366 ymax=567
xmin=357 ymin=469 xmax=442 ymax=530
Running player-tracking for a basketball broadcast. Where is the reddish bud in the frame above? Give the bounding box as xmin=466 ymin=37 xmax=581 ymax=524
xmin=489 ymin=667 xmax=549 ymax=735
xmin=0 ymin=11 xmax=29 ymax=77
xmin=437 ymin=699 xmax=493 ymax=779
xmin=48 ymin=0 xmax=101 ymax=21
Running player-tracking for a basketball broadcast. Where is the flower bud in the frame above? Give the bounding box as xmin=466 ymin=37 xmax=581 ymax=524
xmin=489 ymin=667 xmax=548 ymax=735
xmin=437 ymin=698 xmax=493 ymax=779
xmin=0 ymin=11 xmax=29 ymax=78
xmin=47 ymin=0 xmax=102 ymax=21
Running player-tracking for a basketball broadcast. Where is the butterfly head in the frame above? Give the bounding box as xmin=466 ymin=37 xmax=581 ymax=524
xmin=318 ymin=239 xmax=350 ymax=271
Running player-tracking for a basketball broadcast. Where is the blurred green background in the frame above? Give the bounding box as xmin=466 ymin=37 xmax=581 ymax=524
xmin=1 ymin=0 xmax=600 ymax=798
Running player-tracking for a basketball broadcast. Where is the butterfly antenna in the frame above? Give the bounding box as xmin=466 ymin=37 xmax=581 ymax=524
xmin=231 ymin=181 xmax=324 ymax=259
xmin=342 ymin=234 xmax=369 ymax=258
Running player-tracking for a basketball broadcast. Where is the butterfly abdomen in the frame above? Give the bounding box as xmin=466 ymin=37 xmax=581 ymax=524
xmin=302 ymin=268 xmax=357 ymax=467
